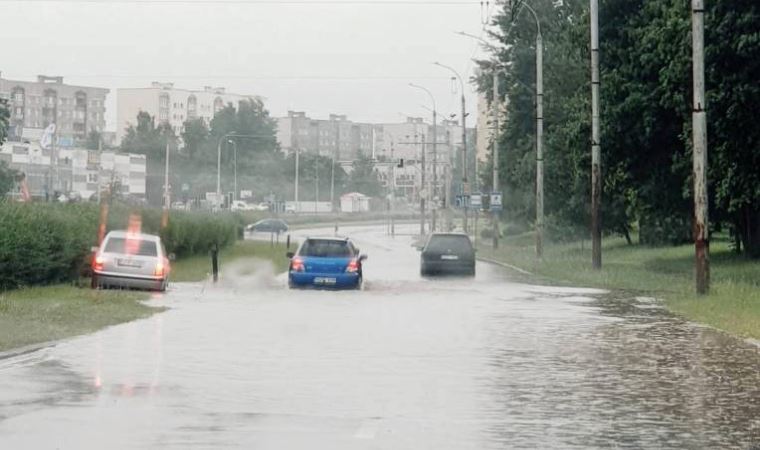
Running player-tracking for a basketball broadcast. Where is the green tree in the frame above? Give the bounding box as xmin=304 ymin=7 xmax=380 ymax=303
xmin=181 ymin=118 xmax=209 ymax=160
xmin=85 ymin=130 xmax=102 ymax=150
xmin=121 ymin=111 xmax=175 ymax=159
xmin=345 ymin=155 xmax=383 ymax=197
xmin=0 ymin=98 xmax=9 ymax=145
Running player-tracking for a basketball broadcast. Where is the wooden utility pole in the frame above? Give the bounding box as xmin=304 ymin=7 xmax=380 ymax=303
xmin=590 ymin=0 xmax=602 ymax=269
xmin=692 ymin=0 xmax=709 ymax=294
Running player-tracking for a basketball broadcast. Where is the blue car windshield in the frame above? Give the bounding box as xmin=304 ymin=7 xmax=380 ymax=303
xmin=300 ymin=239 xmax=352 ymax=258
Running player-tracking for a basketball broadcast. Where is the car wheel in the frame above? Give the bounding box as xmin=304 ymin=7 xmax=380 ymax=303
xmin=91 ymin=275 xmax=99 ymax=289
xmin=355 ymin=276 xmax=363 ymax=290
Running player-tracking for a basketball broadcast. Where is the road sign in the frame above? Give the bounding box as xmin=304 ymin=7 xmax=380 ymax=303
xmin=470 ymin=193 xmax=482 ymax=208
xmin=490 ymin=192 xmax=503 ymax=212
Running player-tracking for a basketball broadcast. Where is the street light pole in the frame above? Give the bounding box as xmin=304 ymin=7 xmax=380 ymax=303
xmin=514 ymin=2 xmax=544 ymax=260
xmin=492 ymin=70 xmax=501 ymax=250
xmin=227 ymin=139 xmax=238 ymax=201
xmin=409 ymin=83 xmax=438 ymax=232
xmin=590 ymin=0 xmax=602 ymax=270
xmin=434 ymin=62 xmax=469 ymax=233
xmin=692 ymin=0 xmax=709 ymax=294
xmin=216 ymin=133 xmax=227 ymax=210
xmin=162 ymin=139 xmax=170 ymax=228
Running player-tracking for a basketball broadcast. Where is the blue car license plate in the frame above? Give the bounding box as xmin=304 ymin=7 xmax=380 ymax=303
xmin=314 ymin=277 xmax=337 ymax=285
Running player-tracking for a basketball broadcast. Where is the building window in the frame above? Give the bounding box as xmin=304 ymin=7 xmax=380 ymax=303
xmin=87 ymin=173 xmax=99 ymax=183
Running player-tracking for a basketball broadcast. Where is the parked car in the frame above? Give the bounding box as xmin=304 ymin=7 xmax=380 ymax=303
xmin=91 ymin=231 xmax=172 ymax=291
xmin=246 ymin=218 xmax=289 ymax=233
xmin=419 ymin=233 xmax=476 ymax=276
xmin=287 ymin=237 xmax=367 ymax=289
xmin=253 ymin=202 xmax=271 ymax=211
xmin=231 ymin=200 xmax=254 ymax=211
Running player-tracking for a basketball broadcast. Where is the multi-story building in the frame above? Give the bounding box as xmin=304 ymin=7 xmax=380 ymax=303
xmin=0 ymin=141 xmax=146 ymax=200
xmin=116 ymin=82 xmax=258 ymax=144
xmin=276 ymin=111 xmax=374 ymax=161
xmin=0 ymin=73 xmax=108 ymax=147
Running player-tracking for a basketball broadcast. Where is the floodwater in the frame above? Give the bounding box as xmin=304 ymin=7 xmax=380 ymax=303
xmin=1 ymin=224 xmax=759 ymax=449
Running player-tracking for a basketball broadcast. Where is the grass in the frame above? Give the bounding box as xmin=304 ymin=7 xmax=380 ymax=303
xmin=0 ymin=285 xmax=160 ymax=353
xmin=478 ymin=231 xmax=760 ymax=340
xmin=170 ymin=239 xmax=292 ymax=282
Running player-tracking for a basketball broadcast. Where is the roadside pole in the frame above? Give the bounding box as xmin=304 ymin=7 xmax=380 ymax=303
xmin=492 ymin=70 xmax=501 ymax=250
xmin=535 ymin=30 xmax=544 ymax=261
xmin=590 ymin=0 xmax=602 ymax=270
xmin=161 ymin=140 xmax=170 ymax=229
xmin=692 ymin=0 xmax=709 ymax=294
xmin=294 ymin=146 xmax=299 ymax=204
xmin=420 ymin=132 xmax=426 ymax=236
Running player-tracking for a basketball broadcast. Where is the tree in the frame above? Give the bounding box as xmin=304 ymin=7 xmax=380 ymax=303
xmin=345 ymin=155 xmax=383 ymax=197
xmin=181 ymin=118 xmax=209 ymax=160
xmin=85 ymin=130 xmax=102 ymax=150
xmin=121 ymin=111 xmax=175 ymax=159
xmin=0 ymin=161 xmax=16 ymax=197
xmin=0 ymin=98 xmax=9 ymax=146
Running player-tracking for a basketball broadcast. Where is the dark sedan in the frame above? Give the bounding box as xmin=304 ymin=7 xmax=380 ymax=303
xmin=420 ymin=233 xmax=475 ymax=276
xmin=246 ymin=218 xmax=289 ymax=233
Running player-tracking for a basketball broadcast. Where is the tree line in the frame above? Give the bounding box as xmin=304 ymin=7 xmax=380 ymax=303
xmin=478 ymin=0 xmax=760 ymax=256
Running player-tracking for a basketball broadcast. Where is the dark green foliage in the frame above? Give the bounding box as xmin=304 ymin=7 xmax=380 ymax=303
xmin=0 ymin=161 xmax=16 ymax=197
xmin=0 ymin=202 xmax=238 ymax=290
xmin=0 ymin=98 xmax=9 ymax=145
xmin=346 ymin=155 xmax=383 ymax=197
xmin=480 ymin=0 xmax=760 ymax=255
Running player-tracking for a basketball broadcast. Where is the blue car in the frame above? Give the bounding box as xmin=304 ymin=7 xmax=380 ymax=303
xmin=287 ymin=237 xmax=367 ymax=289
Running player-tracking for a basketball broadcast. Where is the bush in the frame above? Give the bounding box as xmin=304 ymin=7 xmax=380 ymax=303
xmin=0 ymin=201 xmax=239 ymax=290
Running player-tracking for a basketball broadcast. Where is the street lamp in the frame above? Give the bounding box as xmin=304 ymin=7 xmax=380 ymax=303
xmin=433 ymin=61 xmax=470 ymax=233
xmin=216 ymin=133 xmax=270 ymax=210
xmin=227 ymin=139 xmax=238 ymax=202
xmin=409 ymin=83 xmax=438 ymax=232
xmin=456 ymin=31 xmax=507 ymax=250
xmin=513 ymin=1 xmax=545 ymax=260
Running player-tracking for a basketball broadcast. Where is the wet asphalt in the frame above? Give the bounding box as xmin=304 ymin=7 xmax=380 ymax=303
xmin=1 ymin=224 xmax=760 ymax=449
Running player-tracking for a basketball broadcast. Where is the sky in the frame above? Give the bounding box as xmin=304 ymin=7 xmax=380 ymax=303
xmin=0 ymin=0 xmax=498 ymax=131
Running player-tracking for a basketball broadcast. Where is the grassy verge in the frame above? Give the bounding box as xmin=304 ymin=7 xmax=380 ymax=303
xmin=171 ymin=240 xmax=292 ymax=282
xmin=0 ymin=286 xmax=160 ymax=353
xmin=478 ymin=232 xmax=760 ymax=340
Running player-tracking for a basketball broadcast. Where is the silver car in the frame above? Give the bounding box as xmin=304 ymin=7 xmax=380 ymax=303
xmin=92 ymin=231 xmax=171 ymax=291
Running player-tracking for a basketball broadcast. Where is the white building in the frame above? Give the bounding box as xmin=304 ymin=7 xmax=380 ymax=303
xmin=1 ymin=141 xmax=146 ymax=200
xmin=340 ymin=192 xmax=370 ymax=213
xmin=116 ymin=82 xmax=258 ymax=144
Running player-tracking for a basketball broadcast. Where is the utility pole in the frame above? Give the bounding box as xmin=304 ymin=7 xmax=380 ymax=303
xmin=536 ymin=30 xmax=544 ymax=260
xmin=692 ymin=0 xmax=709 ymax=294
xmin=162 ymin=139 xmax=170 ymax=228
xmin=331 ymin=119 xmax=338 ymax=212
xmin=434 ymin=62 xmax=468 ymax=232
xmin=432 ymin=110 xmax=438 ymax=233
xmin=590 ymin=0 xmax=602 ymax=270
xmin=97 ymin=137 xmax=103 ymax=204
xmin=420 ymin=132 xmax=426 ymax=235
xmin=492 ymin=70 xmax=501 ymax=250
xmin=230 ymin=140 xmax=238 ymax=201
xmin=294 ymin=147 xmax=300 ymax=204
xmin=315 ymin=163 xmax=319 ymax=214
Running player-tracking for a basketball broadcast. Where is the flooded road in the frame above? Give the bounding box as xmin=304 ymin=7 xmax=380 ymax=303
xmin=1 ymin=224 xmax=760 ymax=449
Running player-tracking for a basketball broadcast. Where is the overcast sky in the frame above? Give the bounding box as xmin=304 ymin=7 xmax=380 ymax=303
xmin=0 ymin=0 xmax=496 ymax=131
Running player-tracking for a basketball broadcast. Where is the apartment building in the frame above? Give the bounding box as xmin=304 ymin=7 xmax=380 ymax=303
xmin=0 ymin=73 xmax=108 ymax=146
xmin=276 ymin=111 xmax=374 ymax=161
xmin=116 ymin=82 xmax=257 ymax=143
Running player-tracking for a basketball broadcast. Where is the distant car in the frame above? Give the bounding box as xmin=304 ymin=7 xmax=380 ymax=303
xmin=284 ymin=203 xmax=297 ymax=214
xmin=91 ymin=231 xmax=171 ymax=291
xmin=231 ymin=200 xmax=254 ymax=211
xmin=246 ymin=218 xmax=289 ymax=233
xmin=287 ymin=237 xmax=366 ymax=289
xmin=253 ymin=202 xmax=270 ymax=211
xmin=419 ymin=233 xmax=475 ymax=276
xmin=171 ymin=201 xmax=187 ymax=210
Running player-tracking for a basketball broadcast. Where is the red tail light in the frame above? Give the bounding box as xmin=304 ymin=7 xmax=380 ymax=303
xmin=154 ymin=258 xmax=170 ymax=277
xmin=290 ymin=257 xmax=305 ymax=272
xmin=345 ymin=259 xmax=360 ymax=273
xmin=92 ymin=255 xmax=105 ymax=272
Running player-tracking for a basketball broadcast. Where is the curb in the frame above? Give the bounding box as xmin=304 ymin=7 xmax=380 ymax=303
xmin=477 ymin=256 xmax=533 ymax=276
xmin=0 ymin=340 xmax=60 ymax=361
